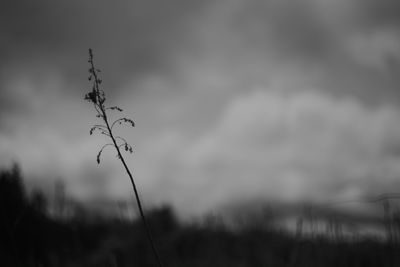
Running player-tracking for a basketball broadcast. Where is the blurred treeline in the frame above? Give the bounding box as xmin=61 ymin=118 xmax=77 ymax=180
xmin=1 ymin=163 xmax=400 ymax=267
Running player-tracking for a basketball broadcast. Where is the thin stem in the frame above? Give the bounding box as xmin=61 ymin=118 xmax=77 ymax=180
xmin=111 ymin=118 xmax=126 ymax=130
xmin=88 ymin=49 xmax=163 ymax=267
xmin=93 ymin=103 xmax=102 ymax=115
xmin=102 ymin=108 xmax=163 ymax=267
xmin=93 ymin=124 xmax=107 ymax=130
xmin=115 ymin=136 xmax=128 ymax=144
xmin=100 ymin=131 xmax=111 ymax=137
xmin=99 ymin=143 xmax=114 ymax=152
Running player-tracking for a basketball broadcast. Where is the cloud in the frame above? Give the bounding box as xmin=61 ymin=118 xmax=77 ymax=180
xmin=167 ymin=0 xmax=400 ymax=104
xmin=2 ymin=0 xmax=400 ymax=120
xmin=0 ymin=123 xmax=125 ymax=199
xmin=146 ymin=89 xmax=400 ymax=216
xmin=344 ymin=29 xmax=400 ymax=70
xmin=0 ymin=0 xmax=212 ymax=93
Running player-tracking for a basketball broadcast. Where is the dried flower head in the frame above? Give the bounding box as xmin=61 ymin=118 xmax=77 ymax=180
xmin=84 ymin=48 xmax=135 ymax=164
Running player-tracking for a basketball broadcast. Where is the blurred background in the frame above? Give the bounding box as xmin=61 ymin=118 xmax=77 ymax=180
xmin=2 ymin=0 xmax=400 ymax=266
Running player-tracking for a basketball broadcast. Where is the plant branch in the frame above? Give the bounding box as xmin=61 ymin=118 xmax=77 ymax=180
xmin=85 ymin=49 xmax=163 ymax=267
xmin=111 ymin=117 xmax=135 ymax=130
xmin=115 ymin=136 xmax=128 ymax=144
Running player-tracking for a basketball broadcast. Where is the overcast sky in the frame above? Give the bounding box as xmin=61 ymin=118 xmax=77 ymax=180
xmin=2 ymin=0 xmax=400 ymax=217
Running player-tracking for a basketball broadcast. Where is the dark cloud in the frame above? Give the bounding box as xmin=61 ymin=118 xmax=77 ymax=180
xmin=2 ymin=0 xmax=400 ymax=102
xmin=0 ymin=0 xmax=211 ymax=91
xmin=360 ymin=0 xmax=400 ymax=27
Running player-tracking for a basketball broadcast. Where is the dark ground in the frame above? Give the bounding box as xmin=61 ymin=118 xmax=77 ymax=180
xmin=1 ymin=164 xmax=399 ymax=267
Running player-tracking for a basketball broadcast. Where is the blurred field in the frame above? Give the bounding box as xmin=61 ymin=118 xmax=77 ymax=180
xmin=1 ymin=164 xmax=400 ymax=267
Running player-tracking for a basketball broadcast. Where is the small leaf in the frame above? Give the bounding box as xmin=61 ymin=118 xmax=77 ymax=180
xmin=121 ymin=118 xmax=135 ymax=127
xmin=108 ymin=106 xmax=123 ymax=112
xmin=96 ymin=150 xmax=102 ymax=164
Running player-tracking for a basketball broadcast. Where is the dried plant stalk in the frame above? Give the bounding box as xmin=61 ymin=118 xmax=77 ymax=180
xmin=84 ymin=49 xmax=163 ymax=267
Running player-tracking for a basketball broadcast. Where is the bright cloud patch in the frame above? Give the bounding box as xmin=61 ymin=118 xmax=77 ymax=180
xmin=149 ymin=90 xmax=400 ymax=216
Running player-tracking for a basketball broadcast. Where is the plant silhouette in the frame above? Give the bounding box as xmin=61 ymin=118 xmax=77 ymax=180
xmin=84 ymin=49 xmax=163 ymax=267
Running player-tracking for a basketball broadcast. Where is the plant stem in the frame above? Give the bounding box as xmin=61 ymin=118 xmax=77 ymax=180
xmin=88 ymin=50 xmax=163 ymax=267
xmin=104 ymin=112 xmax=163 ymax=267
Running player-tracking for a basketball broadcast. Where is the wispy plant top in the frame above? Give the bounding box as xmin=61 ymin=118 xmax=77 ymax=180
xmin=84 ymin=48 xmax=134 ymax=164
